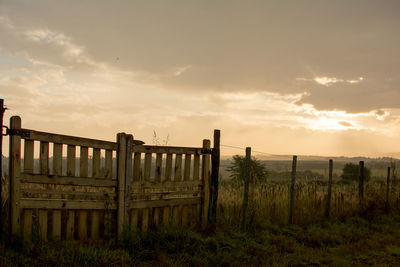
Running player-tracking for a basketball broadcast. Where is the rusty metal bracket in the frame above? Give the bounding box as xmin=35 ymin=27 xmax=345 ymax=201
xmin=133 ymin=140 xmax=145 ymax=145
xmin=201 ymin=148 xmax=213 ymax=154
xmin=3 ymin=127 xmax=30 ymax=138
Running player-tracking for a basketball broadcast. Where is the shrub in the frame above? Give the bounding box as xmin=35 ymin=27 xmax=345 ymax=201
xmin=341 ymin=163 xmax=371 ymax=183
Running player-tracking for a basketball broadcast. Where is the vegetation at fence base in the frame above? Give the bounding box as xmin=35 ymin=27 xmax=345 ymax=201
xmin=1 ymin=213 xmax=400 ymax=266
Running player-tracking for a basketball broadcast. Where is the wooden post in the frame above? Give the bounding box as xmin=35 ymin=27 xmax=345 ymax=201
xmin=124 ymin=134 xmax=133 ymax=226
xmin=241 ymin=147 xmax=251 ymax=231
xmin=116 ymin=133 xmax=127 ymax=238
xmin=289 ymin=155 xmax=297 ymax=224
xmin=386 ymin=167 xmax=390 ymax=210
xmin=201 ymin=139 xmax=210 ymax=230
xmin=358 ymin=161 xmax=364 ymax=214
xmin=209 ymin=129 xmax=220 ymax=232
xmin=325 ymin=159 xmax=333 ymax=218
xmin=0 ymin=99 xmax=5 ymax=240
xmin=9 ymin=116 xmax=21 ymax=240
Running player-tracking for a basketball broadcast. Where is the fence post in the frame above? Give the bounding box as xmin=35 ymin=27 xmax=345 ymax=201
xmin=241 ymin=147 xmax=251 ymax=231
xmin=209 ymin=129 xmax=220 ymax=232
xmin=0 ymin=99 xmax=5 ymax=241
xmin=325 ymin=159 xmax=333 ymax=218
xmin=124 ymin=134 xmax=133 ymax=225
xmin=358 ymin=161 xmax=364 ymax=214
xmin=201 ymin=139 xmax=211 ymax=230
xmin=289 ymin=155 xmax=297 ymax=224
xmin=116 ymin=132 xmax=127 ymax=238
xmin=9 ymin=116 xmax=21 ymax=241
xmin=386 ymin=167 xmax=390 ymax=210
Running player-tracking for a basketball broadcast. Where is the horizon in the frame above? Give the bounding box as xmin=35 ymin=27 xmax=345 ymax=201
xmin=1 ymin=1 xmax=400 ymax=158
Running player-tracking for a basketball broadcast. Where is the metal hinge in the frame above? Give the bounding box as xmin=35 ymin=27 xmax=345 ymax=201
xmin=2 ymin=126 xmax=30 ymax=138
xmin=201 ymin=148 xmax=213 ymax=154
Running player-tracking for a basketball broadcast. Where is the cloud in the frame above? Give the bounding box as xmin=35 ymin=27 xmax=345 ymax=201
xmin=1 ymin=1 xmax=400 ymax=157
xmin=297 ymin=76 xmax=365 ymax=86
xmin=0 ymin=1 xmax=398 ymax=112
xmin=338 ymin=121 xmax=355 ymax=127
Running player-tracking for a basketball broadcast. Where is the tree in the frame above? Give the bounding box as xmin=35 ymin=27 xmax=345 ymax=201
xmin=227 ymin=155 xmax=269 ymax=185
xmin=341 ymin=162 xmax=371 ymax=183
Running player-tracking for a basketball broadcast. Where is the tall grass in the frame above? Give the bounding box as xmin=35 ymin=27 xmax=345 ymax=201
xmin=217 ymin=178 xmax=400 ymax=229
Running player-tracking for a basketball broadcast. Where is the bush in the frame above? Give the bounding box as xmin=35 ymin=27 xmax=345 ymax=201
xmin=227 ymin=155 xmax=269 ymax=185
xmin=341 ymin=163 xmax=371 ymax=183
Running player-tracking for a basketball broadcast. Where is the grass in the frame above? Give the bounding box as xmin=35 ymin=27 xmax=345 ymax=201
xmin=1 ymin=214 xmax=400 ymax=266
xmin=2 ymin=170 xmax=400 ymax=266
xmin=218 ymin=179 xmax=400 ymax=227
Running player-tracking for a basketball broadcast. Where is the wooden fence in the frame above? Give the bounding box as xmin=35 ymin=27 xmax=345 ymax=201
xmin=7 ymin=116 xmax=218 ymax=242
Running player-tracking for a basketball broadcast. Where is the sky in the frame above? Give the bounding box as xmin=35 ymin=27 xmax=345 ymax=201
xmin=0 ymin=0 xmax=400 ymax=157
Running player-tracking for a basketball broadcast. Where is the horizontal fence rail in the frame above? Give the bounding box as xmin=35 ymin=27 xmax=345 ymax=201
xmin=7 ymin=116 xmax=216 ymax=243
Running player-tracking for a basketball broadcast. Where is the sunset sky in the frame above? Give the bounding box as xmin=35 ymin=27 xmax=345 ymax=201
xmin=1 ymin=1 xmax=400 ymax=157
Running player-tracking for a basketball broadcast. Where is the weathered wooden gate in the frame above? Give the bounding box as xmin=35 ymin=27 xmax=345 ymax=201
xmin=8 ymin=116 xmax=217 ymax=242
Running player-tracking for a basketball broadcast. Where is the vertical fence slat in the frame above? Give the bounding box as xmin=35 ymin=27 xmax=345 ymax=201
xmin=162 ymin=206 xmax=170 ymax=227
xmin=91 ymin=211 xmax=99 ymax=240
xmin=9 ymin=116 xmax=21 ymax=238
xmin=175 ymin=154 xmax=182 ymax=181
xmin=133 ymin=152 xmax=141 ymax=181
xmin=165 ymin=154 xmax=172 ymax=181
xmin=93 ymin=148 xmax=101 ymax=178
xmin=153 ymin=207 xmax=160 ymax=227
xmin=53 ymin=143 xmax=62 ymax=176
xmin=105 ymin=149 xmax=113 ymax=179
xmin=144 ymin=153 xmax=152 ymax=181
xmin=193 ymin=154 xmax=200 ymax=181
xmin=23 ymin=210 xmax=32 ymax=242
xmin=24 ymin=140 xmax=34 ymax=173
xmin=172 ymin=205 xmax=180 ymax=226
xmin=67 ymin=145 xmax=76 ymax=177
xmin=80 ymin=146 xmax=88 ymax=177
xmin=78 ymin=211 xmax=87 ymax=240
xmin=130 ymin=209 xmax=138 ymax=229
xmin=52 ymin=210 xmax=61 ymax=240
xmin=39 ymin=141 xmax=49 ymax=175
xmin=184 ymin=154 xmax=191 ymax=181
xmin=66 ymin=211 xmax=75 ymax=240
xmin=155 ymin=153 xmax=162 ymax=182
xmin=39 ymin=210 xmax=48 ymax=241
xmin=201 ymin=139 xmax=211 ymax=230
xmin=76 ymin=146 xmax=88 ymax=240
xmin=91 ymin=147 xmax=101 ymax=239
xmin=141 ymin=209 xmax=149 ymax=231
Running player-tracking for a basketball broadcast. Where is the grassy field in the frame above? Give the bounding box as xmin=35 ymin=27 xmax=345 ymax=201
xmin=1 ymin=213 xmax=400 ymax=266
xmin=1 ymin=160 xmax=400 ymax=266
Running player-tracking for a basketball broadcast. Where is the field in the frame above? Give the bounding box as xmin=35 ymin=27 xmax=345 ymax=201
xmin=1 ymin=214 xmax=400 ymax=266
xmin=1 ymin=158 xmax=400 ymax=266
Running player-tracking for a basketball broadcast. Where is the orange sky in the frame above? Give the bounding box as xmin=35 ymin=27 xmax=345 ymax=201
xmin=1 ymin=1 xmax=400 ymax=157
